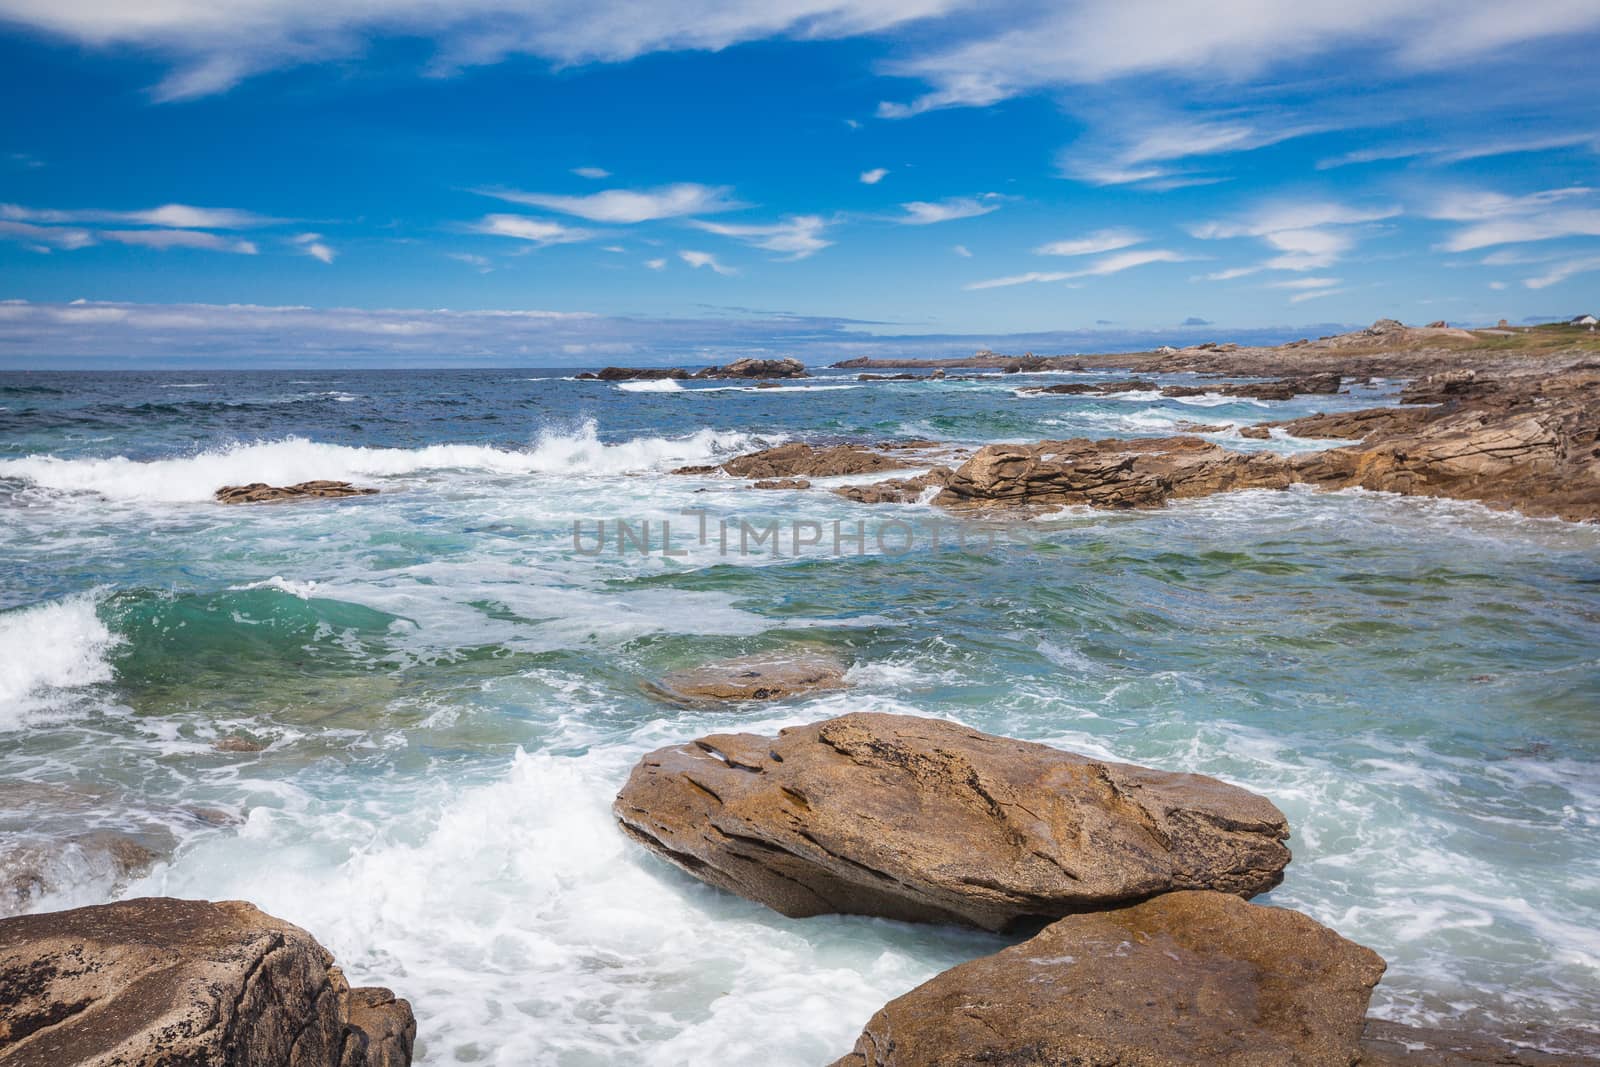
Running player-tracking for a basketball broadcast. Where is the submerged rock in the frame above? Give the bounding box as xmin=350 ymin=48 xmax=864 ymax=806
xmin=1359 ymin=1019 xmax=1600 ymax=1066
xmin=575 ymin=367 xmax=689 ymax=380
xmin=215 ymin=481 xmax=377 ymax=505
xmin=0 ymin=897 xmax=414 ymax=1066
xmin=613 ymin=713 xmax=1290 ymax=931
xmin=0 ymin=832 xmax=163 ymax=918
xmin=696 ymin=443 xmax=914 ymax=480
xmin=828 ymin=890 xmax=1384 ymax=1067
xmin=646 ymin=650 xmax=848 ymax=705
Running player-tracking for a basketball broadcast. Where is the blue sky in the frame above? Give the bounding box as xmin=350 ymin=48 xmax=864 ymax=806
xmin=1 ymin=1 xmax=1598 ymax=366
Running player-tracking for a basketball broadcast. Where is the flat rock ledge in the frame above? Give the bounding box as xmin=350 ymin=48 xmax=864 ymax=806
xmin=646 ymin=650 xmax=849 ymax=705
xmin=613 ymin=713 xmax=1289 ymax=931
xmin=827 ymin=889 xmax=1386 ymax=1067
xmin=0 ymin=897 xmax=414 ymax=1067
xmin=215 ymin=481 xmax=377 ymax=505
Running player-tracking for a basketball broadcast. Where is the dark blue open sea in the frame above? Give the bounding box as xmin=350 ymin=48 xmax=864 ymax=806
xmin=3 ymin=367 xmax=1597 ymax=1063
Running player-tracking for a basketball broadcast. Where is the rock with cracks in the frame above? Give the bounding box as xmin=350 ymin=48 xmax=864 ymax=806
xmin=828 ymin=890 xmax=1385 ymax=1067
xmin=613 ymin=713 xmax=1290 ymax=931
xmin=0 ymin=897 xmax=414 ymax=1067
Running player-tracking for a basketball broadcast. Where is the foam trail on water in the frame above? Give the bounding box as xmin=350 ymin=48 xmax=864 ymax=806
xmin=615 ymin=379 xmax=684 ymax=393
xmin=0 ymin=421 xmax=767 ymax=503
xmin=0 ymin=593 xmax=119 ymax=730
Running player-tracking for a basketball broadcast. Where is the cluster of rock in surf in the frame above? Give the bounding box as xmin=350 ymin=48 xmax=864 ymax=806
xmin=610 ymin=709 xmax=1583 ymax=1064
xmin=675 ymin=363 xmax=1600 ymax=522
xmin=574 ymin=356 xmax=809 ymax=381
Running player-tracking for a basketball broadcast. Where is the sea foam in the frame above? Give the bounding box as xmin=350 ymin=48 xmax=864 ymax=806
xmin=0 ymin=593 xmax=120 ymax=730
xmin=0 ymin=421 xmax=766 ymax=503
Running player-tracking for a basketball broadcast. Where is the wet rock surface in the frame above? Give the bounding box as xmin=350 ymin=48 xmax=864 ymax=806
xmin=0 ymin=897 xmax=414 ymax=1067
xmin=645 ymin=650 xmax=849 ymax=705
xmin=1359 ymin=1020 xmax=1600 ymax=1066
xmin=215 ymin=481 xmax=377 ymax=505
xmin=828 ymin=890 xmax=1385 ymax=1067
xmin=613 ymin=713 xmax=1290 ymax=931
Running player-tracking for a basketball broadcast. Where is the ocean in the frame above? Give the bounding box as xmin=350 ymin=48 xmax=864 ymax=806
xmin=2 ymin=367 xmax=1597 ymax=1064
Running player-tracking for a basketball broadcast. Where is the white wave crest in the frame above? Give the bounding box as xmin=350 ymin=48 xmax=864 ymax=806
xmin=0 ymin=593 xmax=120 ymax=730
xmin=615 ymin=379 xmax=684 ymax=393
xmin=0 ymin=421 xmax=767 ymax=503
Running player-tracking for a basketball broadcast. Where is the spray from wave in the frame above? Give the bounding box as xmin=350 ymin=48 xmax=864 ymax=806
xmin=0 ymin=421 xmax=770 ymax=503
xmin=0 ymin=593 xmax=121 ymax=730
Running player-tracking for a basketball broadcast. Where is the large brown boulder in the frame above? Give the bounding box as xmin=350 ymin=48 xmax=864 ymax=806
xmin=707 ymin=443 xmax=914 ymax=480
xmin=613 ymin=713 xmax=1290 ymax=931
xmin=828 ymin=890 xmax=1385 ymax=1067
xmin=934 ymin=436 xmax=1292 ymax=511
xmin=0 ymin=897 xmax=413 ymax=1067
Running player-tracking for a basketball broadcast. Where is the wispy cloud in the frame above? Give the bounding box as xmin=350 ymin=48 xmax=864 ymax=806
xmin=1319 ymin=133 xmax=1600 ymax=170
xmin=0 ymin=219 xmax=96 ymax=251
xmin=859 ymin=168 xmax=889 ymax=184
xmin=644 ymin=257 xmax=668 ymax=271
xmin=1191 ymin=200 xmax=1400 ymax=274
xmin=1427 ymin=186 xmax=1600 ymax=251
xmin=966 ymin=248 xmax=1187 ymax=289
xmin=689 ymin=215 xmax=832 ymax=260
xmin=1058 ymin=118 xmax=1322 ymax=189
xmin=876 ymin=2 xmax=1600 ymax=118
xmin=447 ymin=252 xmax=493 ymax=273
xmin=0 ymin=202 xmax=282 ymax=228
xmin=572 ymin=166 xmax=611 ymax=179
xmin=100 ymin=229 xmax=258 ymax=253
xmin=471 ymin=214 xmax=595 ymax=245
xmin=680 ymin=250 xmax=736 ymax=275
xmin=893 ymin=194 xmax=1001 ymax=225
xmin=1033 ymin=228 xmax=1142 ymax=256
xmin=291 ymin=232 xmax=335 ymax=263
xmin=952 ymin=244 xmax=972 ymax=258
xmin=1523 ymin=255 xmax=1600 ymax=289
xmin=478 ymin=182 xmax=742 ymax=223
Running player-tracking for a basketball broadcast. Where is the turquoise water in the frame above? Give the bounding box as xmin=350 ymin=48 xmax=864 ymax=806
xmin=2 ymin=368 xmax=1597 ymax=1063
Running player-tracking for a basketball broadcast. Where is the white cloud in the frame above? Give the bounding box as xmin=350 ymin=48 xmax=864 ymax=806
xmin=876 ymin=1 xmax=1600 ymax=117
xmin=471 ymin=214 xmax=595 ymax=245
xmin=1033 ymin=228 xmax=1142 ymax=256
xmin=859 ymin=168 xmax=888 ymax=184
xmin=952 ymin=244 xmax=972 ymax=257
xmin=894 ymin=194 xmax=1000 ymax=225
xmin=1523 ymin=255 xmax=1600 ymax=289
xmin=1191 ymin=200 xmax=1399 ymax=272
xmin=1289 ymin=287 xmax=1346 ymax=303
xmin=689 ymin=215 xmax=832 ymax=260
xmin=966 ymin=247 xmax=1186 ymax=288
xmin=100 ymin=229 xmax=258 ymax=253
xmin=0 ymin=202 xmax=280 ymax=228
xmin=0 ymin=219 xmax=96 ymax=250
xmin=447 ymin=252 xmax=493 ymax=272
xmin=1427 ymin=186 xmax=1600 ymax=252
xmin=292 ymin=232 xmax=335 ymax=263
xmin=0 ymin=0 xmax=958 ymax=99
xmin=1058 ymin=118 xmax=1322 ymax=188
xmin=644 ymin=257 xmax=668 ymax=270
xmin=1319 ymin=133 xmax=1600 ymax=170
xmin=679 ymin=249 xmax=735 ymax=275
xmin=572 ymin=166 xmax=611 ymax=179
xmin=1268 ymin=276 xmax=1341 ymax=290
xmin=479 ymin=182 xmax=742 ymax=223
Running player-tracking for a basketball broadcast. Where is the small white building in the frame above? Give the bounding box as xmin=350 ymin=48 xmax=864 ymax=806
xmin=1572 ymin=313 xmax=1598 ymax=326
